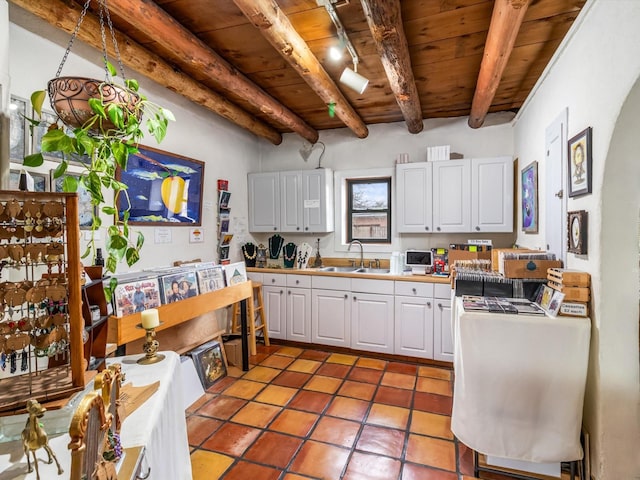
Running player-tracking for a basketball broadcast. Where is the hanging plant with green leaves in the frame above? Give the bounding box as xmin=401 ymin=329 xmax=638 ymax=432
xmin=23 ymin=0 xmax=174 ymax=297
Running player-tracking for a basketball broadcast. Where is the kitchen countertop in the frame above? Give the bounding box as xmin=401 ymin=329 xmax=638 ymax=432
xmin=247 ymin=266 xmax=452 ymax=285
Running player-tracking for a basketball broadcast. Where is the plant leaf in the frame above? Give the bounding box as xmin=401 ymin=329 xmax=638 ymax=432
xmin=102 ymin=206 xmax=117 ymax=215
xmin=109 ymin=234 xmax=128 ymax=250
xmin=125 ymin=79 xmax=139 ymax=92
xmin=53 ymin=161 xmax=68 ymax=179
xmin=30 ymin=90 xmax=46 ymax=117
xmin=161 ymin=108 xmax=175 ymax=122
xmin=88 ymin=98 xmax=107 ymax=118
xmin=81 ymin=244 xmax=92 ymax=259
xmin=106 ymin=256 xmax=118 ymax=276
xmin=62 ymin=174 xmax=78 ymax=192
xmin=23 ymin=152 xmax=44 ymax=167
xmin=106 ymin=61 xmax=117 ymax=77
xmin=125 ymin=247 xmax=140 ymax=267
xmin=136 ymin=232 xmax=144 ymax=249
xmin=107 ymin=104 xmax=124 ymax=129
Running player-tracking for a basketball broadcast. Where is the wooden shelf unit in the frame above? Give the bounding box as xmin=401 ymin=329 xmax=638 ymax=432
xmin=107 ymin=281 xmax=252 ymax=351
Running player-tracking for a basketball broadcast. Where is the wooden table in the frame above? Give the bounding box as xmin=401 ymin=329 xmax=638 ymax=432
xmin=108 ymin=281 xmax=253 ymax=370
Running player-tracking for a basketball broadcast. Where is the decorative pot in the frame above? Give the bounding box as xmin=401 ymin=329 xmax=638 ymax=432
xmin=47 ymin=76 xmax=141 ymax=135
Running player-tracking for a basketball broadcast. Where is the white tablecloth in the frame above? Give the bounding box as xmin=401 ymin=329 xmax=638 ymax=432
xmin=0 ymin=351 xmax=192 ymax=479
xmin=451 ymin=297 xmax=590 ymax=463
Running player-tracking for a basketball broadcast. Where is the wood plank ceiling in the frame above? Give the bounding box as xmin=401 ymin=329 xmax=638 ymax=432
xmin=10 ymin=0 xmax=585 ymax=145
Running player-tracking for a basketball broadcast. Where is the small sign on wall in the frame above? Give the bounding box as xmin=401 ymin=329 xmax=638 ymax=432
xmin=190 ymin=228 xmax=204 ymax=243
xmin=154 ymin=227 xmax=172 ymax=244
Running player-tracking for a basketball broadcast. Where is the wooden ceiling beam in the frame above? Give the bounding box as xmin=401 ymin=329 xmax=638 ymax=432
xmin=103 ymin=0 xmax=319 ymax=144
xmin=468 ymin=0 xmax=531 ymax=128
xmin=9 ymin=0 xmax=283 ymax=145
xmin=360 ymin=0 xmax=423 ymax=134
xmin=232 ymin=0 xmax=369 ymax=139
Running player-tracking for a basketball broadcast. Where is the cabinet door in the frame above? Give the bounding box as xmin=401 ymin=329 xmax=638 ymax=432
xmin=396 ymin=162 xmax=433 ymax=233
xmin=394 ymin=296 xmax=434 ymax=359
xmin=263 ymin=285 xmax=286 ymax=340
xmin=432 ymin=159 xmax=471 ymax=232
xmin=311 ymin=289 xmax=351 ymax=347
xmin=286 ymin=287 xmax=311 ymax=342
xmin=351 ymin=293 xmax=394 ymax=354
xmin=471 ymin=156 xmax=513 ymax=232
xmin=280 ymin=171 xmax=303 ymax=232
xmin=303 ymin=168 xmax=334 ymax=233
xmin=433 ymin=298 xmax=453 ymax=362
xmin=248 ymin=172 xmax=280 ymax=232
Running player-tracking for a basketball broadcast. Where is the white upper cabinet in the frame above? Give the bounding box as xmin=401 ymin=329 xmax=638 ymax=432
xmin=471 ymin=156 xmax=513 ymax=232
xmin=396 ymin=156 xmax=513 ymax=234
xmin=432 ymin=159 xmax=472 ymax=232
xmin=396 ymin=162 xmax=433 ymax=233
xmin=280 ymin=171 xmax=303 ymax=232
xmin=248 ymin=172 xmax=280 ymax=232
xmin=249 ymin=168 xmax=333 ymax=233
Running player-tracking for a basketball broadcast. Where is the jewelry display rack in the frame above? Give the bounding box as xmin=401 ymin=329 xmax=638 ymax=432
xmin=0 ymin=191 xmax=84 ymax=413
xmin=217 ymin=179 xmax=232 ymax=265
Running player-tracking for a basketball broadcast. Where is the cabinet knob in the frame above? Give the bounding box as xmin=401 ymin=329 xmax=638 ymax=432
xmin=274 ymin=227 xmax=277 ymax=231
xmin=280 ymin=290 xmax=283 ymax=295
xmin=437 ymin=227 xmax=441 ymax=231
xmin=412 ymin=288 xmax=417 ymax=294
xmin=438 ymin=303 xmax=442 ymax=308
xmin=344 ymin=294 xmax=348 ymax=299
xmin=425 ymin=226 xmax=429 ymax=231
xmin=272 ymin=278 xmax=276 ymax=283
xmin=296 ymin=227 xmax=300 ymax=231
xmin=305 ymin=227 xmax=309 ymax=231
xmin=475 ymin=226 xmax=480 ymax=231
xmin=353 ymin=296 xmax=357 ymax=301
xmin=288 ymin=290 xmax=291 ymax=295
xmin=296 ymin=280 xmax=299 ymax=284
xmin=427 ymin=301 xmax=431 ymax=307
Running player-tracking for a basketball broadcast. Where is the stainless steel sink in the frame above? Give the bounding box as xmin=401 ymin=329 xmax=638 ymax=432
xmin=354 ymin=268 xmax=391 ymax=274
xmin=319 ymin=266 xmax=360 ymax=272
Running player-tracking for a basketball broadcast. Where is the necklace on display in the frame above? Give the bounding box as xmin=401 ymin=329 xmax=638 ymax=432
xmin=296 ymin=242 xmax=313 ymax=269
xmin=268 ymin=234 xmax=284 ymax=259
xmin=243 ymin=243 xmax=257 ymax=260
xmin=283 ymin=243 xmax=297 ymax=262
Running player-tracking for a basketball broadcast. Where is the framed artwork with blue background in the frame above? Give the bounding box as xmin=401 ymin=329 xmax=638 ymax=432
xmin=521 ymin=161 xmax=538 ymax=233
xmin=116 ymin=145 xmax=205 ymax=226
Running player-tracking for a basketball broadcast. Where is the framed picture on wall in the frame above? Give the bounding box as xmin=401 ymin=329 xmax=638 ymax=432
xmin=567 ymin=210 xmax=588 ymax=255
xmin=521 ymin=161 xmax=538 ymax=233
xmin=9 ymin=95 xmax=29 ymax=162
xmin=567 ymin=127 xmax=592 ymax=197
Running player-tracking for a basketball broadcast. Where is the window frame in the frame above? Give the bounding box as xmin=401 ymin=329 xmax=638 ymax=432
xmin=346 ymin=176 xmax=392 ymax=244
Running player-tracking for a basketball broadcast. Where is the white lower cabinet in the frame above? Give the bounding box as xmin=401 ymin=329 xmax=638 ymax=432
xmin=263 ymin=284 xmax=286 ymax=340
xmin=433 ymin=284 xmax=454 ymax=362
xmin=311 ymin=288 xmax=351 ymax=347
xmin=286 ymin=275 xmax=312 ymax=343
xmin=350 ymin=278 xmax=395 ymax=354
xmin=394 ymin=281 xmax=435 ymax=359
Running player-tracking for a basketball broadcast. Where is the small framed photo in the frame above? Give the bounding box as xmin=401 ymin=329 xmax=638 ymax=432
xmin=567 ymin=210 xmax=588 ymax=255
xmin=567 ymin=127 xmax=592 ymax=197
xmin=188 ymin=341 xmax=227 ymax=389
xmin=9 ymin=95 xmax=29 ymax=162
xmin=521 ymin=161 xmax=538 ymax=233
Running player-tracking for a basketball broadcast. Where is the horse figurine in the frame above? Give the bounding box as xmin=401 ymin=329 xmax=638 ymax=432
xmin=21 ymin=398 xmax=63 ymax=479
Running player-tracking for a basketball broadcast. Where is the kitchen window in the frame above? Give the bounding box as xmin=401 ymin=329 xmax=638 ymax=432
xmin=346 ymin=177 xmax=391 ymax=243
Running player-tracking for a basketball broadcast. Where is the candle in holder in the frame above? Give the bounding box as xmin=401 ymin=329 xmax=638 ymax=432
xmin=141 ymin=308 xmax=160 ymax=329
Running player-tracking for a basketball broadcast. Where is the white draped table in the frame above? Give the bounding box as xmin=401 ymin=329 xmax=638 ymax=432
xmin=451 ymin=297 xmax=590 ymax=463
xmin=0 ymin=351 xmax=191 ymax=480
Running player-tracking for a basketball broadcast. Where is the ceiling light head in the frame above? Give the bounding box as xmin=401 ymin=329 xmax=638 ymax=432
xmin=329 ymin=45 xmax=343 ymax=61
xmin=340 ymin=67 xmax=369 ymax=94
xmin=299 ymin=141 xmax=327 ymax=168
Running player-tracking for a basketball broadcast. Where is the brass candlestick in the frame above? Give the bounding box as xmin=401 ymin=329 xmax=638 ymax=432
xmin=137 ymin=325 xmax=166 ymax=365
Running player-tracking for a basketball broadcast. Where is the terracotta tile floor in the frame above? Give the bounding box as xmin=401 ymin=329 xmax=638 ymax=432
xmin=187 ymin=344 xmax=482 ymax=480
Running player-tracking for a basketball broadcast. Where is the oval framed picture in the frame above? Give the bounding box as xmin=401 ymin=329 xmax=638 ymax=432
xmin=567 ymin=210 xmax=588 ymax=254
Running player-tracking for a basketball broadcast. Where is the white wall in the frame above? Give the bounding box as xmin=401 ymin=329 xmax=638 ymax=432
xmin=256 ymin=116 xmax=515 ymax=258
xmin=7 ymin=11 xmax=260 ymax=272
xmin=513 ymin=1 xmax=640 ymax=478
xmin=0 ymin=0 xmax=9 ymax=111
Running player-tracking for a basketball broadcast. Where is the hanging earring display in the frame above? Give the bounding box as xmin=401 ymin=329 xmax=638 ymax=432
xmin=283 ymin=243 xmax=297 ymax=269
xmin=268 ymin=234 xmax=284 ymax=259
xmin=242 ymin=243 xmax=257 ymax=267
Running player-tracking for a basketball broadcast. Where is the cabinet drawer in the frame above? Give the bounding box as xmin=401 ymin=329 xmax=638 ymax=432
xmin=394 ymin=281 xmax=434 ymax=297
xmin=312 ymin=275 xmax=351 ymax=291
xmin=351 ymin=278 xmax=394 ymax=295
xmin=434 ymin=283 xmax=452 ymax=299
xmin=247 ymin=272 xmax=263 ymax=284
xmin=287 ymin=274 xmax=311 ymax=288
xmin=263 ymin=273 xmax=287 ymax=286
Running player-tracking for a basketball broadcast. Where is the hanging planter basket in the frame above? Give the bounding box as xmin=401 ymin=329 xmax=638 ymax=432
xmin=48 ymin=76 xmax=141 ymax=135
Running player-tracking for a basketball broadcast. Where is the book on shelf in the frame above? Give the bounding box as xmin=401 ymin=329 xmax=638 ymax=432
xmin=196 ymin=265 xmax=226 ymax=293
xmin=223 ymin=262 xmax=247 ymax=286
xmin=112 ymin=276 xmax=161 ymax=317
xmin=218 ymin=190 xmax=231 ymax=209
xmin=158 ymin=270 xmax=199 ymax=304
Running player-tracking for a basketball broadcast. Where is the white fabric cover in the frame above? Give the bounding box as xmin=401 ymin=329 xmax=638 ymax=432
xmin=0 ymin=351 xmax=192 ymax=479
xmin=451 ymin=297 xmax=590 ymax=462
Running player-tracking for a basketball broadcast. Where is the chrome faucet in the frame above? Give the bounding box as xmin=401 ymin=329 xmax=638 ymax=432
xmin=348 ymin=240 xmax=364 ymax=268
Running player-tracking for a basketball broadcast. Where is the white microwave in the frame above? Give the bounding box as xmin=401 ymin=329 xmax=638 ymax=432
xmin=405 ymin=250 xmax=433 ymax=275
